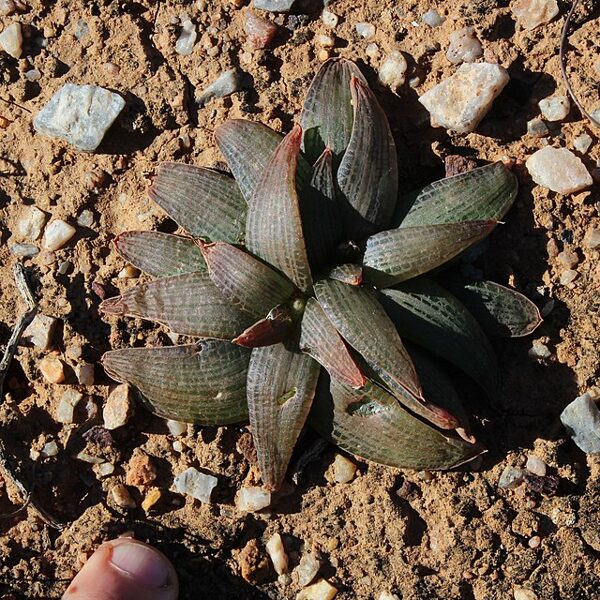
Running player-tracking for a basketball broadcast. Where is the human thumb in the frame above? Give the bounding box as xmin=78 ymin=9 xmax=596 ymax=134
xmin=62 ymin=538 xmax=178 ymax=600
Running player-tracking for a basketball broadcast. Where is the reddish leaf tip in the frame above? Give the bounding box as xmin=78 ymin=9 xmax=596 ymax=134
xmin=99 ymin=296 xmax=124 ymax=315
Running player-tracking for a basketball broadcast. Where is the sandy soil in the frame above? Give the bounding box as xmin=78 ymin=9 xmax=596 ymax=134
xmin=0 ymin=0 xmax=599 ymax=598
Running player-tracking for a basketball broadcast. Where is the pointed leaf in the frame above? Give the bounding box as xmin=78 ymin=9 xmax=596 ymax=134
xmin=337 ymin=77 xmax=398 ymax=238
xmin=328 ymin=263 xmax=363 ymax=285
xmin=199 ymin=241 xmax=296 ymax=318
xmin=246 ymin=125 xmax=313 ymax=293
xmin=149 ymin=163 xmax=246 ymax=242
xmin=247 ymin=340 xmax=321 ymax=490
xmin=310 ymin=374 xmax=483 ymax=470
xmin=300 ymin=57 xmax=367 ymax=166
xmin=363 ymin=220 xmax=497 ymax=287
xmin=300 ymin=298 xmax=365 ymax=388
xmin=442 ymin=279 xmax=542 ymax=337
xmin=115 ymin=231 xmax=206 ymax=278
xmin=100 ymin=272 xmax=255 ymax=339
xmin=233 ymin=305 xmax=294 ymax=347
xmin=102 ymin=342 xmax=250 ymax=425
xmin=400 ymin=162 xmax=518 ymax=227
xmin=214 ymin=119 xmax=282 ymax=202
xmin=313 ymin=278 xmax=458 ymax=429
xmin=381 ymin=279 xmax=499 ymax=398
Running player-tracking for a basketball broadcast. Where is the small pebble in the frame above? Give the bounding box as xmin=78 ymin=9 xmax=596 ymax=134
xmin=41 ymin=441 xmax=59 ymax=458
xmin=317 ymin=49 xmax=330 ymax=62
xmin=10 ymin=243 xmax=38 ymax=257
xmin=559 ymin=269 xmax=578 ymax=285
xmin=76 ymin=209 xmax=94 ymax=227
xmin=378 ymin=50 xmax=408 ymax=93
xmin=166 ymin=419 xmax=187 ymax=436
xmin=527 ymin=117 xmax=549 ymax=136
xmin=172 ymin=440 xmax=184 ymax=452
xmin=40 ymin=356 xmax=66 ymax=384
xmin=297 ymin=579 xmax=338 ymax=600
xmin=526 ymin=147 xmax=592 ymax=194
xmin=378 ymin=593 xmax=401 ymax=600
xmin=365 ymin=43 xmax=380 ymax=60
xmin=118 ymin=265 xmax=140 ymax=279
xmin=174 ymin=467 xmax=218 ymax=502
xmin=421 ymin=9 xmax=444 ymax=27
xmin=557 ymin=249 xmax=578 ymax=268
xmin=0 ymin=22 xmax=22 ymax=58
xmin=512 ymin=0 xmax=558 ymax=30
xmin=528 ymin=341 xmax=551 ymax=359
xmin=321 ymin=9 xmax=338 ymax=28
xmin=235 ymin=486 xmax=271 ymax=512
xmin=111 ymin=483 xmax=136 ymax=509
xmin=76 ymin=363 xmax=95 ymax=385
xmin=573 ymin=133 xmax=592 ymax=154
xmin=525 ymin=455 xmax=547 ymax=477
xmin=528 ymin=535 xmax=541 ymax=549
xmin=513 ymin=588 xmax=538 ymax=600
xmin=498 ymin=466 xmax=525 ymax=489
xmin=25 ymin=68 xmax=41 ymax=82
xmin=446 ymin=27 xmax=483 ymax=65
xmin=541 ymin=299 xmax=554 ymax=317
xmin=538 ymin=95 xmax=570 ymax=122
xmin=76 ymin=451 xmax=103 ymax=464
xmin=126 ymin=451 xmax=157 ymax=487
xmin=315 ymin=33 xmax=335 ymax=48
xmin=265 ymin=533 xmax=288 ymax=575
xmin=103 ymin=384 xmax=133 ymax=430
xmin=295 ymin=551 xmax=321 ymax=587
xmin=583 ymin=227 xmax=600 ymax=249
xmin=253 ymin=0 xmax=295 ymax=11
xmin=244 ymin=10 xmax=278 ymax=49
xmin=195 ymin=68 xmax=245 ymax=107
xmin=23 ymin=314 xmax=58 ymax=351
xmin=332 ymin=454 xmax=357 ymax=483
xmin=16 ymin=206 xmax=47 ymax=241
xmin=560 ymin=392 xmax=600 ymax=453
xmin=175 ymin=14 xmax=196 ymax=55
xmin=42 ymin=220 xmax=76 ymax=251
xmin=355 ymin=22 xmax=376 ymax=39
xmin=55 ymin=389 xmax=83 ymax=424
xmin=141 ymin=487 xmax=161 ymax=512
xmin=95 ymin=462 xmax=115 ymax=477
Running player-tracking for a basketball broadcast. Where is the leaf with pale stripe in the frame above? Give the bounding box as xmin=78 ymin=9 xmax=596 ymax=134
xmin=300 ymin=298 xmax=365 ymax=388
xmin=102 ymin=342 xmax=250 ymax=425
xmin=115 ymin=231 xmax=206 ymax=278
xmin=381 ymin=279 xmax=499 ymax=398
xmin=199 ymin=241 xmax=295 ymax=318
xmin=313 ymin=278 xmax=458 ymax=429
xmin=300 ymin=57 xmax=367 ymax=166
xmin=363 ymin=220 xmax=497 ymax=287
xmin=337 ymin=77 xmax=398 ymax=238
xmin=247 ymin=340 xmax=321 ymax=490
xmin=246 ymin=125 xmax=313 ymax=293
xmin=100 ymin=272 xmax=254 ymax=339
xmin=442 ymin=279 xmax=542 ymax=338
xmin=149 ymin=163 xmax=246 ymax=242
xmin=400 ymin=162 xmax=518 ymax=227
xmin=214 ymin=119 xmax=282 ymax=202
xmin=310 ymin=374 xmax=483 ymax=470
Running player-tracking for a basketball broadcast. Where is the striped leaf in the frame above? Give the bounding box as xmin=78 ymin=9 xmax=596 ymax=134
xmin=310 ymin=374 xmax=483 ymax=470
xmin=381 ymin=279 xmax=499 ymax=398
xmin=149 ymin=163 xmax=246 ymax=243
xmin=115 ymin=231 xmax=206 ymax=278
xmin=300 ymin=57 xmax=367 ymax=166
xmin=442 ymin=279 xmax=542 ymax=338
xmin=300 ymin=298 xmax=365 ymax=388
xmin=199 ymin=241 xmax=295 ymax=318
xmin=100 ymin=272 xmax=254 ymax=339
xmin=102 ymin=342 xmax=250 ymax=425
xmin=233 ymin=305 xmax=294 ymax=348
xmin=400 ymin=162 xmax=518 ymax=227
xmin=363 ymin=220 xmax=497 ymax=287
xmin=337 ymin=77 xmax=398 ymax=238
xmin=214 ymin=119 xmax=282 ymax=202
xmin=246 ymin=126 xmax=313 ymax=293
xmin=328 ymin=263 xmax=363 ymax=286
xmin=247 ymin=340 xmax=321 ymax=490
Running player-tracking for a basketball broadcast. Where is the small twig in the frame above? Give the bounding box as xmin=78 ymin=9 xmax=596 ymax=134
xmin=0 ymin=96 xmax=32 ymax=114
xmin=0 ymin=264 xmax=65 ymax=530
xmin=560 ymin=0 xmax=600 ymax=128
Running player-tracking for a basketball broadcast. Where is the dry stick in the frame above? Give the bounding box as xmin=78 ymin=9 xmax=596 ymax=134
xmin=0 ymin=264 xmax=65 ymax=530
xmin=560 ymin=0 xmax=600 ymax=128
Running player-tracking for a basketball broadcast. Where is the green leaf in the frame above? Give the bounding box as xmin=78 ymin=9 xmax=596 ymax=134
xmin=214 ymin=119 xmax=282 ymax=202
xmin=149 ymin=162 xmax=246 ymax=243
xmin=381 ymin=279 xmax=499 ymax=398
xmin=313 ymin=278 xmax=458 ymax=429
xmin=246 ymin=125 xmax=313 ymax=293
xmin=337 ymin=77 xmax=398 ymax=239
xmin=310 ymin=374 xmax=483 ymax=470
xmin=300 ymin=298 xmax=365 ymax=388
xmin=327 ymin=263 xmax=363 ymax=285
xmin=100 ymin=272 xmax=255 ymax=339
xmin=233 ymin=305 xmax=294 ymax=348
xmin=442 ymin=279 xmax=542 ymax=338
xmin=300 ymin=57 xmax=367 ymax=166
xmin=199 ymin=241 xmax=296 ymax=318
xmin=400 ymin=162 xmax=518 ymax=227
xmin=102 ymin=342 xmax=250 ymax=425
xmin=363 ymin=220 xmax=497 ymax=287
xmin=246 ymin=339 xmax=321 ymax=490
xmin=115 ymin=231 xmax=206 ymax=278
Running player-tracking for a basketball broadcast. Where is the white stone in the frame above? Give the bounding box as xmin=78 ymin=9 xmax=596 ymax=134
xmin=196 ymin=69 xmax=244 ymax=107
xmin=513 ymin=588 xmax=538 ymax=600
xmin=253 ymin=0 xmax=295 ymax=12
xmin=560 ymin=392 xmax=600 ymax=453
xmin=76 ymin=363 xmax=95 ymax=385
xmin=418 ymin=63 xmax=510 ymax=133
xmin=166 ymin=419 xmax=187 ymax=436
xmin=174 ymin=467 xmax=218 ymax=502
xmin=16 ymin=206 xmax=47 ymax=241
xmin=538 ymin=95 xmax=570 ymax=122
xmin=56 ymin=389 xmax=83 ymax=424
xmin=528 ymin=341 xmax=551 ymax=359
xmin=559 ymin=269 xmax=578 ymax=285
xmin=584 ymin=227 xmax=600 ymax=250
xmin=42 ymin=219 xmax=76 ymax=251
xmin=526 ymin=147 xmax=592 ymax=194
xmin=512 ymin=0 xmax=559 ymax=31
xmin=379 ymin=593 xmax=401 ymax=600
xmin=10 ymin=243 xmax=38 ymax=257
xmin=315 ymin=34 xmax=335 ymax=48
xmin=103 ymin=383 xmax=133 ymax=430
xmin=332 ymin=454 xmax=357 ymax=483
xmin=111 ymin=483 xmax=136 ymax=508
xmin=41 ymin=440 xmax=59 ymax=457
xmin=22 ymin=314 xmax=58 ymax=351
xmin=175 ymin=14 xmax=196 ymax=55
xmin=365 ymin=43 xmax=380 ymax=60
xmin=527 ymin=117 xmax=549 ymax=137
xmin=34 ymin=83 xmax=126 ymax=152
xmin=355 ymin=22 xmax=376 ymax=39
xmin=76 ymin=451 xmax=104 ymax=464
xmin=378 ymin=50 xmax=408 ymax=93
xmin=321 ymin=10 xmax=338 ymax=28
xmin=95 ymin=462 xmax=115 ymax=477
xmin=295 ymin=552 xmax=321 ymax=587
xmin=297 ymin=579 xmax=338 ymax=600
xmin=235 ymin=486 xmax=271 ymax=512
xmin=0 ymin=22 xmax=22 ymax=58
xmin=76 ymin=209 xmax=94 ymax=227
xmin=266 ymin=533 xmax=288 ymax=575
xmin=446 ymin=27 xmax=483 ymax=65
xmin=422 ymin=9 xmax=444 ymax=27
xmin=498 ymin=466 xmax=524 ymax=489
xmin=573 ymin=134 xmax=592 ymax=154
xmin=525 ymin=455 xmax=546 ymax=477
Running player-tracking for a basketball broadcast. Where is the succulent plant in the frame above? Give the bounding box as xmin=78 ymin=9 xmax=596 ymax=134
xmin=101 ymin=58 xmax=541 ymax=491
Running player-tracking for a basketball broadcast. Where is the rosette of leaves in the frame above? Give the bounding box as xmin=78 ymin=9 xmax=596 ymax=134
xmin=101 ymin=59 xmax=541 ymax=491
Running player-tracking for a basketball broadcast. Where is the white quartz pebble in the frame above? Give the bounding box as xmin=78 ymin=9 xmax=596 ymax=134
xmin=297 ymin=579 xmax=338 ymax=600
xmin=538 ymin=95 xmax=570 ymax=122
xmin=0 ymin=22 xmax=22 ymax=58
xmin=174 ymin=467 xmax=218 ymax=502
xmin=42 ymin=219 xmax=76 ymax=251
xmin=295 ymin=552 xmax=321 ymax=587
xmin=166 ymin=419 xmax=187 ymax=436
xmin=446 ymin=27 xmax=483 ymax=65
xmin=235 ymin=486 xmax=271 ymax=512
xmin=22 ymin=314 xmax=58 ymax=351
xmin=526 ymin=147 xmax=592 ymax=194
xmin=266 ymin=533 xmax=288 ymax=575
xmin=175 ymin=14 xmax=196 ymax=55
xmin=103 ymin=384 xmax=133 ymax=430
xmin=355 ymin=22 xmax=376 ymax=39
xmin=378 ymin=50 xmax=408 ymax=93
xmin=512 ymin=0 xmax=559 ymax=30
xmin=560 ymin=392 xmax=600 ymax=453
xmin=16 ymin=206 xmax=47 ymax=241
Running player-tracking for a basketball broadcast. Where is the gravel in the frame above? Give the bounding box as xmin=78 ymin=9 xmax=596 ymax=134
xmin=41 ymin=219 xmax=76 ymax=251
xmin=253 ymin=0 xmax=296 ymax=13
xmin=526 ymin=147 xmax=593 ymax=194
xmin=538 ymin=95 xmax=570 ymax=122
xmin=265 ymin=533 xmax=288 ymax=575
xmin=235 ymin=486 xmax=271 ymax=512
xmin=103 ymin=384 xmax=133 ymax=430
xmin=40 ymin=356 xmax=65 ymax=384
xmin=55 ymin=389 xmax=83 ymax=424
xmin=332 ymin=454 xmax=357 ymax=483
xmin=173 ymin=467 xmax=218 ymax=503
xmin=22 ymin=314 xmax=58 ymax=351
xmin=511 ymin=0 xmax=559 ymax=31
xmin=0 ymin=21 xmax=22 ymax=58
xmin=295 ymin=551 xmax=321 ymax=587
xmin=244 ymin=10 xmax=278 ymax=49
xmin=355 ymin=22 xmax=376 ymax=39
xmin=527 ymin=117 xmax=549 ymax=137
xmin=16 ymin=206 xmax=47 ymax=241
xmin=175 ymin=14 xmax=196 ymax=55
xmin=446 ymin=27 xmax=483 ymax=65
xmin=378 ymin=50 xmax=408 ymax=93
xmin=297 ymin=578 xmax=338 ymax=599
xmin=195 ymin=68 xmax=245 ymax=107
xmin=498 ymin=466 xmax=525 ymax=489
xmin=421 ymin=9 xmax=444 ymax=27
xmin=560 ymin=392 xmax=600 ymax=453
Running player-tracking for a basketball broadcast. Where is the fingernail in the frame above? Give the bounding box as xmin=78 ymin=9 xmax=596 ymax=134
xmin=109 ymin=541 xmax=171 ymax=589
